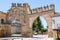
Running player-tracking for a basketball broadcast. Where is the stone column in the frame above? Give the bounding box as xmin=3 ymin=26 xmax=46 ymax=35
xmin=43 ymin=14 xmax=53 ymax=38
xmin=47 ymin=17 xmax=53 ymax=37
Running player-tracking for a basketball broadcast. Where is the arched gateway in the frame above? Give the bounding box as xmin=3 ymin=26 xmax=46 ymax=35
xmin=20 ymin=3 xmax=55 ymax=37
xmin=0 ymin=3 xmax=56 ymax=38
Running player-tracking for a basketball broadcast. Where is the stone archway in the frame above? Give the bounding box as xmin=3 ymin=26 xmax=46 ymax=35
xmin=28 ymin=14 xmax=53 ymax=38
xmin=21 ymin=4 xmax=55 ymax=37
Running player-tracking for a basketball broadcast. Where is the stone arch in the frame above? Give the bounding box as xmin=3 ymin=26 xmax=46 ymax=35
xmin=28 ymin=14 xmax=53 ymax=37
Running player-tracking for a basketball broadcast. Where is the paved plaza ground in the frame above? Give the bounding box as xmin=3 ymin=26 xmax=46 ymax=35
xmin=0 ymin=35 xmax=54 ymax=40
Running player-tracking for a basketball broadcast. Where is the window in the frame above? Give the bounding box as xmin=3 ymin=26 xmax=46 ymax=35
xmin=1 ymin=19 xmax=4 ymax=24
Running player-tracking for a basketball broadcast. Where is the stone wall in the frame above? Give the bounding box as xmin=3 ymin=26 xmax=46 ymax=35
xmin=0 ymin=12 xmax=6 ymax=24
xmin=0 ymin=24 xmax=11 ymax=37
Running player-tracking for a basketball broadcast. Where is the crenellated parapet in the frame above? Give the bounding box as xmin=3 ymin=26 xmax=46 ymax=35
xmin=37 ymin=7 xmax=43 ymax=12
xmin=31 ymin=4 xmax=55 ymax=13
xmin=11 ymin=3 xmax=29 ymax=7
xmin=11 ymin=3 xmax=31 ymax=14
xmin=50 ymin=4 xmax=54 ymax=10
xmin=11 ymin=3 xmax=54 ymax=15
xmin=31 ymin=8 xmax=37 ymax=13
xmin=12 ymin=3 xmax=16 ymax=7
xmin=17 ymin=3 xmax=22 ymax=7
xmin=44 ymin=5 xmax=49 ymax=11
xmin=23 ymin=3 xmax=29 ymax=7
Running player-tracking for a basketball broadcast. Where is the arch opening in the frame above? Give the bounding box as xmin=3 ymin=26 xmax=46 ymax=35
xmin=32 ymin=16 xmax=48 ymax=37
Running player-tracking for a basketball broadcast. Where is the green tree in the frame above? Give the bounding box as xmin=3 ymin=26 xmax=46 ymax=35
xmin=32 ymin=16 xmax=44 ymax=34
xmin=41 ymin=28 xmax=47 ymax=34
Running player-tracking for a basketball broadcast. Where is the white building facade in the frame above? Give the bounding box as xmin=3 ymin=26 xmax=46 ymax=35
xmin=52 ymin=17 xmax=60 ymax=29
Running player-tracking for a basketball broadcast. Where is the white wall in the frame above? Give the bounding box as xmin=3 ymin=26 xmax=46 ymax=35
xmin=52 ymin=17 xmax=60 ymax=29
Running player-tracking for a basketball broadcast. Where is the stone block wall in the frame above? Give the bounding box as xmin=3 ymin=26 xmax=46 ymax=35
xmin=0 ymin=24 xmax=11 ymax=37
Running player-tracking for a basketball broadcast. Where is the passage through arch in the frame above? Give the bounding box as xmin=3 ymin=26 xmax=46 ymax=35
xmin=32 ymin=16 xmax=48 ymax=37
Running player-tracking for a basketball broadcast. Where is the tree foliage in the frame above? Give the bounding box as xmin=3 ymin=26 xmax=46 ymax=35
xmin=32 ymin=16 xmax=47 ymax=34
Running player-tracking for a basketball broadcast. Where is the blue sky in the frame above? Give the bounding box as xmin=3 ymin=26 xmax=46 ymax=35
xmin=0 ymin=0 xmax=60 ymax=28
xmin=40 ymin=16 xmax=47 ymax=28
xmin=0 ymin=0 xmax=60 ymax=12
